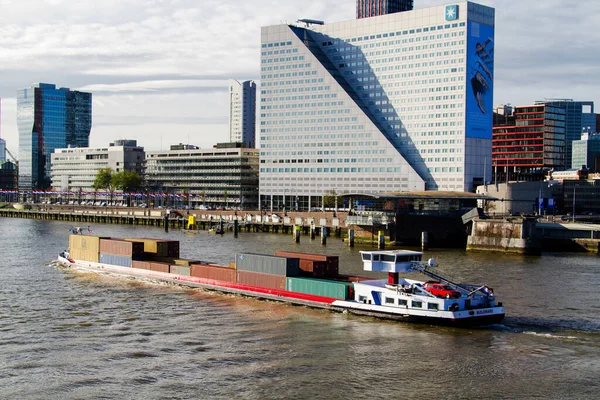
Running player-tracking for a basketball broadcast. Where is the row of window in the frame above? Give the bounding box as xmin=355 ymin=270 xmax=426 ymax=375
xmin=320 ymin=21 xmax=466 ymax=46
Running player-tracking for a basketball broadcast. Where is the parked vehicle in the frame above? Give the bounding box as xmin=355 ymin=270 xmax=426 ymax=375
xmin=422 ymin=282 xmax=462 ymax=299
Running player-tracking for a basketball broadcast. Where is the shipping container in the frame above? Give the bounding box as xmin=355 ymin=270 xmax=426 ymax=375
xmin=298 ymin=259 xmax=327 ymax=277
xmin=99 ymin=253 xmax=132 ymax=268
xmin=69 ymin=235 xmax=103 ymax=262
xmin=100 ymin=239 xmax=144 ymax=258
xmin=235 ymin=253 xmax=299 ymax=277
xmin=150 ymin=262 xmax=170 ymax=273
xmin=236 ymin=270 xmax=286 ymax=290
xmin=286 ymin=277 xmax=353 ymax=300
xmin=274 ymin=251 xmax=339 ymax=277
xmin=124 ymin=238 xmax=179 ymax=258
xmin=190 ymin=264 xmax=236 ymax=283
xmin=173 ymin=259 xmax=200 ymax=267
xmin=132 ymin=260 xmax=151 ymax=270
xmin=170 ymin=265 xmax=191 ymax=276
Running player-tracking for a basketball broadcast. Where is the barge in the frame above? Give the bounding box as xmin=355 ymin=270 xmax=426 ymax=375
xmin=58 ymin=235 xmax=504 ymax=327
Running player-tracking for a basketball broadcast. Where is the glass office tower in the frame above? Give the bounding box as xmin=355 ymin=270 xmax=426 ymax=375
xmin=537 ymin=100 xmax=594 ymax=171
xmin=17 ymin=83 xmax=92 ymax=190
xmin=260 ymin=2 xmax=495 ymax=208
xmin=357 ymin=0 xmax=414 ymax=19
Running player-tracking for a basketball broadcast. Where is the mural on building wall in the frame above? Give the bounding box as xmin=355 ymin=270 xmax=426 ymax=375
xmin=466 ymin=21 xmax=494 ymax=139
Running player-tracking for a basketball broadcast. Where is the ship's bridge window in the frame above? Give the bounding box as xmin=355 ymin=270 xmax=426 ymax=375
xmin=385 ymin=297 xmax=395 ymax=305
xmin=399 ymin=299 xmax=408 ymax=306
xmin=411 ymin=301 xmax=423 ymax=308
xmin=382 ymin=254 xmax=396 ymax=262
xmin=362 ymin=253 xmax=371 ymax=261
xmin=358 ymin=295 xmax=368 ymax=303
xmin=428 ymin=303 xmax=439 ymax=310
xmin=372 ymin=254 xmax=380 ymax=261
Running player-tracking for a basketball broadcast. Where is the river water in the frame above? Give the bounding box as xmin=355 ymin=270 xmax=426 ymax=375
xmin=0 ymin=218 xmax=598 ymax=399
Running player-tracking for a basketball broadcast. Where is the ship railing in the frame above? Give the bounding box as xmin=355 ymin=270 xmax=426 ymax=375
xmin=409 ymin=262 xmax=482 ymax=297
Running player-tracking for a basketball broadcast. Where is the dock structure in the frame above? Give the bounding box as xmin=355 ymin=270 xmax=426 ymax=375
xmin=0 ymin=206 xmax=348 ymax=237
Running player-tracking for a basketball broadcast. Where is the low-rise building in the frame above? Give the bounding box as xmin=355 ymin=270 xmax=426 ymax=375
xmin=144 ymin=143 xmax=259 ymax=210
xmin=50 ymin=140 xmax=144 ymax=192
xmin=0 ymin=161 xmax=17 ymax=191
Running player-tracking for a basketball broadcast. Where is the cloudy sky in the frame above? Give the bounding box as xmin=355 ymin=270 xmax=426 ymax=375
xmin=1 ymin=0 xmax=599 ymax=154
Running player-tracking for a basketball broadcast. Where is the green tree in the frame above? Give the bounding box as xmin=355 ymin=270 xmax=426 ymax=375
xmin=112 ymin=171 xmax=142 ymax=193
xmin=323 ymin=189 xmax=338 ymax=209
xmin=92 ymin=168 xmax=115 ymax=204
xmin=111 ymin=171 xmax=142 ymax=207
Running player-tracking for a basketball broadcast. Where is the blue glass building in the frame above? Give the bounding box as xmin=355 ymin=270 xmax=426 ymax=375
xmin=537 ymin=100 xmax=594 ymax=171
xmin=17 ymin=83 xmax=92 ymax=190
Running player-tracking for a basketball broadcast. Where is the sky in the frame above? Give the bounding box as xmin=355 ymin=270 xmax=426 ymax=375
xmin=1 ymin=0 xmax=599 ymax=155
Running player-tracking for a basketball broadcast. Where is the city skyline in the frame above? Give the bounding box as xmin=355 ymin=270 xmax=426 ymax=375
xmin=1 ymin=0 xmax=599 ymax=155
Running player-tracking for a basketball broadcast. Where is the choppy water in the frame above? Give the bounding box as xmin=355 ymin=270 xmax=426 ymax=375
xmin=0 ymin=218 xmax=599 ymax=399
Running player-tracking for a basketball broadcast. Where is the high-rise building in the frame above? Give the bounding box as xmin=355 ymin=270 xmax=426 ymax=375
xmin=50 ymin=140 xmax=144 ymax=192
xmin=17 ymin=83 xmax=92 ymax=190
xmin=357 ymin=0 xmax=414 ymax=19
xmin=492 ymin=104 xmax=566 ymax=182
xmin=536 ymin=100 xmax=594 ymax=171
xmin=572 ymin=132 xmax=600 ymax=171
xmin=228 ymin=80 xmax=257 ymax=148
xmin=260 ymin=2 xmax=495 ymax=209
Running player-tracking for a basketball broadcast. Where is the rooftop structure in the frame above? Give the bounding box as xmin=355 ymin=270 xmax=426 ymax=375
xmin=357 ymin=0 xmax=414 ymax=19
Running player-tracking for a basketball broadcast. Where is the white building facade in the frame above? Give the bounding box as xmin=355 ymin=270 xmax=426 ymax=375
xmin=260 ymin=2 xmax=494 ymax=209
xmin=228 ymin=80 xmax=257 ymax=148
xmin=50 ymin=141 xmax=145 ymax=192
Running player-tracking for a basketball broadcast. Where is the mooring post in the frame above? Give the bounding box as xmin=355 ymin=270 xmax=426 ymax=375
xmin=348 ymin=228 xmax=355 ymax=247
xmin=294 ymin=225 xmax=301 ymax=243
xmin=321 ymin=227 xmax=327 ymax=245
xmin=421 ymin=231 xmax=429 ymax=250
xmin=378 ymin=230 xmax=385 ymax=249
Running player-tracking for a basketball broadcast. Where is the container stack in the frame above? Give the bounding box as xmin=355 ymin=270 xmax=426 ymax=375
xmin=124 ymin=238 xmax=179 ymax=258
xmin=235 ymin=253 xmax=300 ymax=290
xmin=69 ymin=235 xmax=104 ymax=262
xmin=99 ymin=239 xmax=145 ymax=268
xmin=274 ymin=251 xmax=339 ymax=277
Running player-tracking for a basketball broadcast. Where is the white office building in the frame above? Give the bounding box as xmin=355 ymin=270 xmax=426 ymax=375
xmin=229 ymin=80 xmax=257 ymax=148
xmin=260 ymin=2 xmax=495 ymax=209
xmin=50 ymin=140 xmax=145 ymax=191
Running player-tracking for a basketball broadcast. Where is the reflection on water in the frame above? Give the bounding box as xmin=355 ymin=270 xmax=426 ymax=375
xmin=0 ymin=218 xmax=598 ymax=399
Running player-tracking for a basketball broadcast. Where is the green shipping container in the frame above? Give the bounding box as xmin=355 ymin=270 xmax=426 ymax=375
xmin=286 ymin=277 xmax=353 ymax=300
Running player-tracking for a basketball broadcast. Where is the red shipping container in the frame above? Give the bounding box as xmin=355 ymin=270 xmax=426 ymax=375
xmin=132 ymin=260 xmax=151 ymax=270
xmin=190 ymin=264 xmax=236 ymax=283
xmin=298 ymin=259 xmax=326 ymax=277
xmin=150 ymin=262 xmax=170 ymax=273
xmin=100 ymin=239 xmax=145 ymax=257
xmin=236 ymin=270 xmax=286 ymax=290
xmin=275 ymin=251 xmax=338 ymax=277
